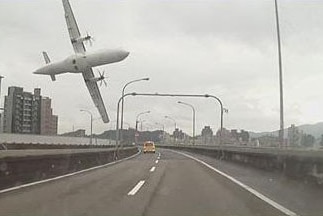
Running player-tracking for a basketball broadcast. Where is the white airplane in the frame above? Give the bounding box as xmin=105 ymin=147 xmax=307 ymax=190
xmin=33 ymin=0 xmax=129 ymax=123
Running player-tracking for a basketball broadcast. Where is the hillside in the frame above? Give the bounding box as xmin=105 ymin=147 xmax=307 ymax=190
xmin=249 ymin=122 xmax=323 ymax=138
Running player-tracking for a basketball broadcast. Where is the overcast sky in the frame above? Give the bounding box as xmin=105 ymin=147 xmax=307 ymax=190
xmin=1 ymin=0 xmax=323 ymax=135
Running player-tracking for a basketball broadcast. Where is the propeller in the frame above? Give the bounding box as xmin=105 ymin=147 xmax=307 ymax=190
xmin=97 ymin=70 xmax=108 ymax=87
xmin=84 ymin=31 xmax=95 ymax=46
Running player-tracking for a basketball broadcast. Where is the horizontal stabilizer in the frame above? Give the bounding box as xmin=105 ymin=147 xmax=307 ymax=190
xmin=50 ymin=75 xmax=56 ymax=81
xmin=42 ymin=51 xmax=51 ymax=64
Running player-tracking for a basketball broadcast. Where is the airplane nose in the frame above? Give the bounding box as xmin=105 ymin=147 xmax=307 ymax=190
xmin=119 ymin=50 xmax=130 ymax=60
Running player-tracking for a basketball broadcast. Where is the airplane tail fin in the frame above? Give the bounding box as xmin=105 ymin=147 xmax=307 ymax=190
xmin=42 ymin=51 xmax=51 ymax=64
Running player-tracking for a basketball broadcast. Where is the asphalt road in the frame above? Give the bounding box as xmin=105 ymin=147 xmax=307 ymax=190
xmin=0 ymin=148 xmax=291 ymax=216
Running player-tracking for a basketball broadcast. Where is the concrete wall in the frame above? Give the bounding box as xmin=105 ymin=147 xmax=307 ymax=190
xmin=0 ymin=133 xmax=115 ymax=146
xmin=0 ymin=147 xmax=138 ymax=190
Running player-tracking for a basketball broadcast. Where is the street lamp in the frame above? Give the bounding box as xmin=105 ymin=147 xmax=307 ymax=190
xmin=155 ymin=122 xmax=165 ymax=144
xmin=136 ymin=111 xmax=151 ymax=131
xmin=134 ymin=111 xmax=150 ymax=145
xmin=165 ymin=115 xmax=177 ymax=143
xmin=274 ymin=0 xmax=284 ymax=148
xmin=120 ymin=77 xmax=150 ymax=142
xmin=178 ymin=101 xmax=196 ymax=145
xmin=0 ymin=75 xmax=4 ymax=109
xmin=80 ymin=109 xmax=93 ymax=145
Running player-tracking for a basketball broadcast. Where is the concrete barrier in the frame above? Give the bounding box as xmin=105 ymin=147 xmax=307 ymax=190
xmin=159 ymin=145 xmax=323 ymax=185
xmin=0 ymin=147 xmax=138 ymax=190
xmin=0 ymin=133 xmax=116 ymax=146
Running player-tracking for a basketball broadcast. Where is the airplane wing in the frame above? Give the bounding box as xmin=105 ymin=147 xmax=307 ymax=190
xmin=83 ymin=67 xmax=110 ymax=123
xmin=62 ymin=0 xmax=86 ymax=54
xmin=62 ymin=0 xmax=109 ymax=123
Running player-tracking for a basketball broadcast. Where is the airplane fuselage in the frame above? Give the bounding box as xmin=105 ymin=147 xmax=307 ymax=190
xmin=34 ymin=49 xmax=129 ymax=76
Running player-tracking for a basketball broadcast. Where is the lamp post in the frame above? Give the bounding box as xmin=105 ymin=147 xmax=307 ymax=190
xmin=80 ymin=109 xmax=93 ymax=145
xmin=135 ymin=111 xmax=150 ymax=145
xmin=0 ymin=76 xmax=4 ymax=133
xmin=0 ymin=76 xmax=3 ymax=107
xmin=155 ymin=122 xmax=165 ymax=144
xmin=274 ymin=0 xmax=284 ymax=148
xmin=165 ymin=115 xmax=177 ymax=143
xmin=120 ymin=78 xmax=149 ymax=142
xmin=178 ymin=101 xmax=196 ymax=145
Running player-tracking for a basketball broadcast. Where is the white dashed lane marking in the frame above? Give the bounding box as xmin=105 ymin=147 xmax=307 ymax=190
xmin=128 ymin=180 xmax=145 ymax=196
xmin=150 ymin=166 xmax=156 ymax=172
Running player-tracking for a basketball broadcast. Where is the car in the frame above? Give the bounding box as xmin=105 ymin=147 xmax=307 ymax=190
xmin=143 ymin=141 xmax=156 ymax=153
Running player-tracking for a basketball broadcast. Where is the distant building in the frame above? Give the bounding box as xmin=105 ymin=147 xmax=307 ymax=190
xmin=3 ymin=86 xmax=58 ymax=135
xmin=40 ymin=97 xmax=58 ymax=135
xmin=201 ymin=126 xmax=213 ymax=144
xmin=216 ymin=128 xmax=250 ymax=145
xmin=287 ymin=124 xmax=302 ymax=147
xmin=173 ymin=128 xmax=185 ymax=140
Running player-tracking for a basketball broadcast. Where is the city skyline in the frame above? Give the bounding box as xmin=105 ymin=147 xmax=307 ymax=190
xmin=1 ymin=1 xmax=323 ymax=134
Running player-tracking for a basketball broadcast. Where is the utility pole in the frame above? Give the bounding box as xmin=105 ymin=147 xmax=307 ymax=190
xmin=274 ymin=0 xmax=284 ymax=148
xmin=178 ymin=101 xmax=196 ymax=145
xmin=0 ymin=76 xmax=4 ymax=133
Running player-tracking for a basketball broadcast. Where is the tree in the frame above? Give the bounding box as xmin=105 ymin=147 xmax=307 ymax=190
xmin=320 ymin=134 xmax=323 ymax=147
xmin=301 ymin=134 xmax=315 ymax=147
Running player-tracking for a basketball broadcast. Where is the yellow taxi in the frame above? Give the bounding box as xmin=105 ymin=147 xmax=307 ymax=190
xmin=143 ymin=141 xmax=156 ymax=153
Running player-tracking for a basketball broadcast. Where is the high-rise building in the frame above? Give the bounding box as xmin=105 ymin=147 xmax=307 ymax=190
xmin=40 ymin=97 xmax=58 ymax=135
xmin=3 ymin=87 xmax=58 ymax=135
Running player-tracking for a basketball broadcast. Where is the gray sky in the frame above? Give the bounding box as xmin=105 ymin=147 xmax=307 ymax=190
xmin=1 ymin=0 xmax=323 ymax=135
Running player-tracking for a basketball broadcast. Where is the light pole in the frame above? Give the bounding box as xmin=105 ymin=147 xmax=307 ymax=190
xmin=120 ymin=78 xmax=149 ymax=142
xmin=0 ymin=76 xmax=4 ymax=133
xmin=165 ymin=115 xmax=177 ymax=143
xmin=178 ymin=101 xmax=196 ymax=145
xmin=139 ymin=119 xmax=146 ymax=131
xmin=135 ymin=111 xmax=150 ymax=145
xmin=0 ymin=76 xmax=3 ymax=107
xmin=80 ymin=109 xmax=93 ymax=145
xmin=155 ymin=122 xmax=165 ymax=144
xmin=274 ymin=0 xmax=284 ymax=148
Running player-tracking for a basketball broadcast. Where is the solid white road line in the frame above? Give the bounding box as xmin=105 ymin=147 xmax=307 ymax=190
xmin=150 ymin=166 xmax=156 ymax=172
xmin=128 ymin=180 xmax=145 ymax=196
xmin=0 ymin=149 xmax=141 ymax=195
xmin=172 ymin=150 xmax=298 ymax=216
xmin=155 ymin=160 xmax=159 ymax=164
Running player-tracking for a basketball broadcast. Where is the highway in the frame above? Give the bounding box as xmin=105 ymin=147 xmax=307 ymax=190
xmin=0 ymin=148 xmax=300 ymax=216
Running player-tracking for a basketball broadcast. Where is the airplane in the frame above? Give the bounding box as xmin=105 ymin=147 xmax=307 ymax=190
xmin=33 ymin=0 xmax=129 ymax=123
